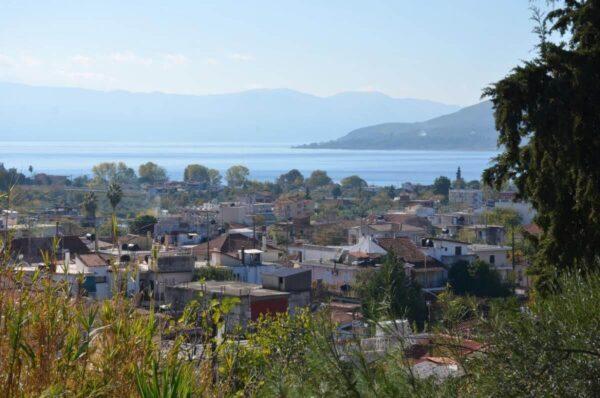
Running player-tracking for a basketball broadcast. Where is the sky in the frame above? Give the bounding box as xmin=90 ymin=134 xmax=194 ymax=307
xmin=0 ymin=0 xmax=542 ymax=106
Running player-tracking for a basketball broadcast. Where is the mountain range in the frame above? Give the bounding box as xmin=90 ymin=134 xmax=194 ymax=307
xmin=0 ymin=82 xmax=460 ymax=143
xmin=297 ymin=101 xmax=498 ymax=150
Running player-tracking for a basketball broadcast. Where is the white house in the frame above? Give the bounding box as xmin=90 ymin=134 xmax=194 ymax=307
xmin=420 ymin=238 xmax=475 ymax=266
xmin=468 ymin=244 xmax=513 ymax=281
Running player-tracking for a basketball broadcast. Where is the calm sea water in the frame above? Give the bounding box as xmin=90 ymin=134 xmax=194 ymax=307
xmin=0 ymin=141 xmax=498 ymax=186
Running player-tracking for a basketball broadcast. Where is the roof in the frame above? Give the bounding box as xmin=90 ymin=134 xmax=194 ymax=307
xmin=77 ymin=253 xmax=109 ymax=268
xmin=343 ymin=237 xmax=387 ymax=257
xmin=522 ymin=223 xmax=542 ymax=236
xmin=205 ymin=233 xmax=282 ymax=256
xmin=380 ymin=213 xmax=432 ymax=229
xmin=262 ymin=267 xmax=311 ymax=278
xmin=469 ymin=244 xmax=512 ymax=252
xmin=8 ymin=236 xmax=91 ymax=263
xmin=464 ymin=224 xmax=504 ymax=230
xmin=430 ymin=237 xmax=469 ymax=245
xmin=416 ymin=356 xmax=458 ymax=366
xmin=170 ymin=280 xmax=288 ymax=298
xmin=377 ymin=237 xmax=443 ymax=268
xmin=206 ymin=233 xmax=256 ymax=254
xmin=328 ymin=302 xmax=363 ymax=325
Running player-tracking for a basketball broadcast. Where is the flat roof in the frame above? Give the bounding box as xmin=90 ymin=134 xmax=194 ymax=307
xmin=169 ymin=280 xmax=288 ymax=297
xmin=469 ymin=244 xmax=512 ymax=252
xmin=262 ymin=267 xmax=310 ymax=277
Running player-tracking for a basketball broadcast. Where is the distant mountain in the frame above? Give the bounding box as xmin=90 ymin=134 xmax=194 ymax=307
xmin=0 ymin=82 xmax=459 ymax=143
xmin=297 ymin=101 xmax=498 ymax=150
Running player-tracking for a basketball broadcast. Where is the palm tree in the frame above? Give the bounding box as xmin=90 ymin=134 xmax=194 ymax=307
xmin=107 ymin=182 xmax=123 ymax=248
xmin=83 ymin=192 xmax=97 ymax=222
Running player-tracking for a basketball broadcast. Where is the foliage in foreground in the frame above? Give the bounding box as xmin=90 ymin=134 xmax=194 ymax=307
xmin=464 ymin=272 xmax=600 ymax=397
xmin=483 ymin=0 xmax=600 ymax=288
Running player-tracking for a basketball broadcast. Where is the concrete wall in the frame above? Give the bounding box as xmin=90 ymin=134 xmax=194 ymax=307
xmin=287 ymin=290 xmax=311 ymax=314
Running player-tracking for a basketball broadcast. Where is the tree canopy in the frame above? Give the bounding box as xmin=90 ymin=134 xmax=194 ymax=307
xmin=276 ymin=169 xmax=304 ymax=191
xmin=138 ymin=162 xmax=167 ymax=184
xmin=482 ymin=1 xmax=600 ymax=288
xmin=129 ymin=214 xmax=158 ymax=235
xmin=433 ymin=176 xmax=451 ymax=198
xmin=92 ymin=162 xmax=137 ymax=186
xmin=226 ymin=165 xmax=249 ymax=189
xmin=340 ymin=175 xmax=367 ymax=191
xmin=305 ymin=170 xmax=332 ymax=189
xmin=183 ymin=164 xmax=210 ymax=184
xmin=355 ymin=254 xmax=426 ymax=326
xmin=448 ymin=260 xmax=510 ymax=298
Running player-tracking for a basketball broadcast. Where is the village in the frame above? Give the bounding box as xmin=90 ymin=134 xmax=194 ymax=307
xmin=1 ymin=162 xmax=539 ymax=382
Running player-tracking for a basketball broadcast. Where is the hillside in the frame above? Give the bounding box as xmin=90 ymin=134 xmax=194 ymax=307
xmin=298 ymin=101 xmax=498 ymax=150
xmin=0 ymin=82 xmax=459 ymax=143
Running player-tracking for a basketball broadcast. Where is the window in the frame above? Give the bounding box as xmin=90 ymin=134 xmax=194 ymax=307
xmin=489 ymin=255 xmax=495 ymax=264
xmin=455 ymin=246 xmax=462 ymax=256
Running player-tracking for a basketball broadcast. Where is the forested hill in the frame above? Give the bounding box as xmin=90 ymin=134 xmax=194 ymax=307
xmin=298 ymin=101 xmax=498 ymax=150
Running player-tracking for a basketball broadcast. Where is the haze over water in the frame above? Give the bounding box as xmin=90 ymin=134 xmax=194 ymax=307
xmin=0 ymin=141 xmax=497 ymax=186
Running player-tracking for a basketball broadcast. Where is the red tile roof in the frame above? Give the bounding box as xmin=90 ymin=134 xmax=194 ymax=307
xmin=522 ymin=223 xmax=542 ymax=237
xmin=376 ymin=237 xmax=442 ymax=268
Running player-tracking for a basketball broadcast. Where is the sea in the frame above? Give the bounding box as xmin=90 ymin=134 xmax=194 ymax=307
xmin=0 ymin=141 xmax=498 ymax=186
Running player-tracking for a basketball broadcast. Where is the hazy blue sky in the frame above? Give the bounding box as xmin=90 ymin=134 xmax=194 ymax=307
xmin=0 ymin=0 xmax=541 ymax=105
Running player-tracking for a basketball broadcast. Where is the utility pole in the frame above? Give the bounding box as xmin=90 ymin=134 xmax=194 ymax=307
xmin=199 ymin=209 xmax=218 ymax=266
xmin=3 ymin=188 xmax=10 ymax=244
xmin=206 ymin=211 xmax=210 ymax=265
xmin=511 ymin=224 xmax=516 ymax=271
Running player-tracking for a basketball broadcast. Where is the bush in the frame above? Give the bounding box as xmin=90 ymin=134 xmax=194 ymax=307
xmin=194 ymin=266 xmax=234 ymax=281
xmin=448 ymin=260 xmax=510 ymax=298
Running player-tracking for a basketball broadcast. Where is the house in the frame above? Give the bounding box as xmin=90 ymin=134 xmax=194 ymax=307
xmin=210 ymin=248 xmax=278 ymax=284
xmin=378 ymin=212 xmax=433 ymax=231
xmin=138 ymin=253 xmax=195 ymax=301
xmin=219 ymin=202 xmax=250 ymax=225
xmin=419 ymin=238 xmax=475 ymax=266
xmin=261 ymin=267 xmax=312 ymax=314
xmin=195 ymin=232 xmax=285 ymax=263
xmin=429 ymin=211 xmax=476 ymax=236
xmin=448 ymin=189 xmax=484 ymax=209
xmin=468 ymin=244 xmax=513 ymax=281
xmin=201 ymin=233 xmax=284 ymax=284
xmin=348 ymin=222 xmax=426 ymax=245
xmin=10 ymin=250 xmax=137 ymax=300
xmin=462 ymin=225 xmax=506 ymax=245
xmin=165 ymin=280 xmax=290 ymax=333
xmin=8 ymin=235 xmax=91 ymax=265
xmin=377 ymin=237 xmax=447 ymax=291
xmin=74 ymin=253 xmax=112 ymax=299
xmin=300 ymin=261 xmax=366 ymax=294
xmin=287 ymin=243 xmax=344 ymax=264
xmin=154 ymin=209 xmax=218 ymax=246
